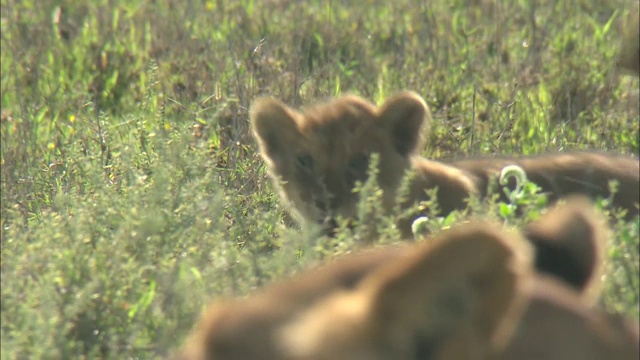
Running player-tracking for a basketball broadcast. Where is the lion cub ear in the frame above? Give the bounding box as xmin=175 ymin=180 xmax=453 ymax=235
xmin=376 ymin=91 xmax=431 ymax=156
xmin=250 ymin=97 xmax=302 ymax=163
xmin=524 ymin=195 xmax=609 ymax=305
xmin=282 ymin=224 xmax=532 ymax=359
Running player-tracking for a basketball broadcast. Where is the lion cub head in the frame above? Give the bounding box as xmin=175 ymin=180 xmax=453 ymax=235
xmin=251 ymin=92 xmax=430 ymax=232
xmin=174 ymin=218 xmax=533 ymax=360
xmin=173 ymin=196 xmax=638 ymax=360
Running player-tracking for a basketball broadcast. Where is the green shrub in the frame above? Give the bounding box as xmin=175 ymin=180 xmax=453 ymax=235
xmin=2 ymin=0 xmax=637 ymax=358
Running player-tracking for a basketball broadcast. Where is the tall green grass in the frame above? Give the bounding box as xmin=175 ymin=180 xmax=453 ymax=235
xmin=1 ymin=0 xmax=638 ymax=358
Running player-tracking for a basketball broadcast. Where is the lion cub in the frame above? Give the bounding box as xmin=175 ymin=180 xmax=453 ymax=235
xmin=251 ymin=92 xmax=639 ymax=237
xmin=172 ymin=196 xmax=639 ymax=360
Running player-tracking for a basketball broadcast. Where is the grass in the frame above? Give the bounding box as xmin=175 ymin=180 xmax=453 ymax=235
xmin=1 ymin=0 xmax=638 ymax=358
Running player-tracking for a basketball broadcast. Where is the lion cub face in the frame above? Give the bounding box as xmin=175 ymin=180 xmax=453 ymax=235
xmin=251 ymin=92 xmax=430 ymax=230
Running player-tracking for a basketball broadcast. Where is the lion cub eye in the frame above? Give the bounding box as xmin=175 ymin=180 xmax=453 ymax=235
xmin=296 ymin=153 xmax=314 ymax=172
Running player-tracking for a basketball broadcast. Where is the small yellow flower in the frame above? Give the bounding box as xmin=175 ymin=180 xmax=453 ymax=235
xmin=69 ymin=114 xmax=76 ymax=123
xmin=48 ymin=142 xmax=56 ymax=150
xmin=205 ymin=1 xmax=214 ymax=10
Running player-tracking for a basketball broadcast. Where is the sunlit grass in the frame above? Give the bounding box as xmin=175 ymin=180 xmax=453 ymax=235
xmin=1 ymin=0 xmax=638 ymax=358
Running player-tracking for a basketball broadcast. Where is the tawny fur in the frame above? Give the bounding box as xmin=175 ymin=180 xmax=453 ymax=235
xmin=172 ymin=196 xmax=639 ymax=360
xmin=496 ymin=274 xmax=639 ymax=360
xmin=522 ymin=195 xmax=607 ymax=305
xmin=250 ymin=92 xmax=640 ymax=239
xmin=174 ymin=247 xmax=404 ymax=360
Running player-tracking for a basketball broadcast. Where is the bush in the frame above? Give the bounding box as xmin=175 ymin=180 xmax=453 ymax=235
xmin=2 ymin=0 xmax=638 ymax=357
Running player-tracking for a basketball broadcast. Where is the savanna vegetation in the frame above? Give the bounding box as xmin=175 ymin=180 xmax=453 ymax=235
xmin=1 ymin=0 xmax=638 ymax=358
